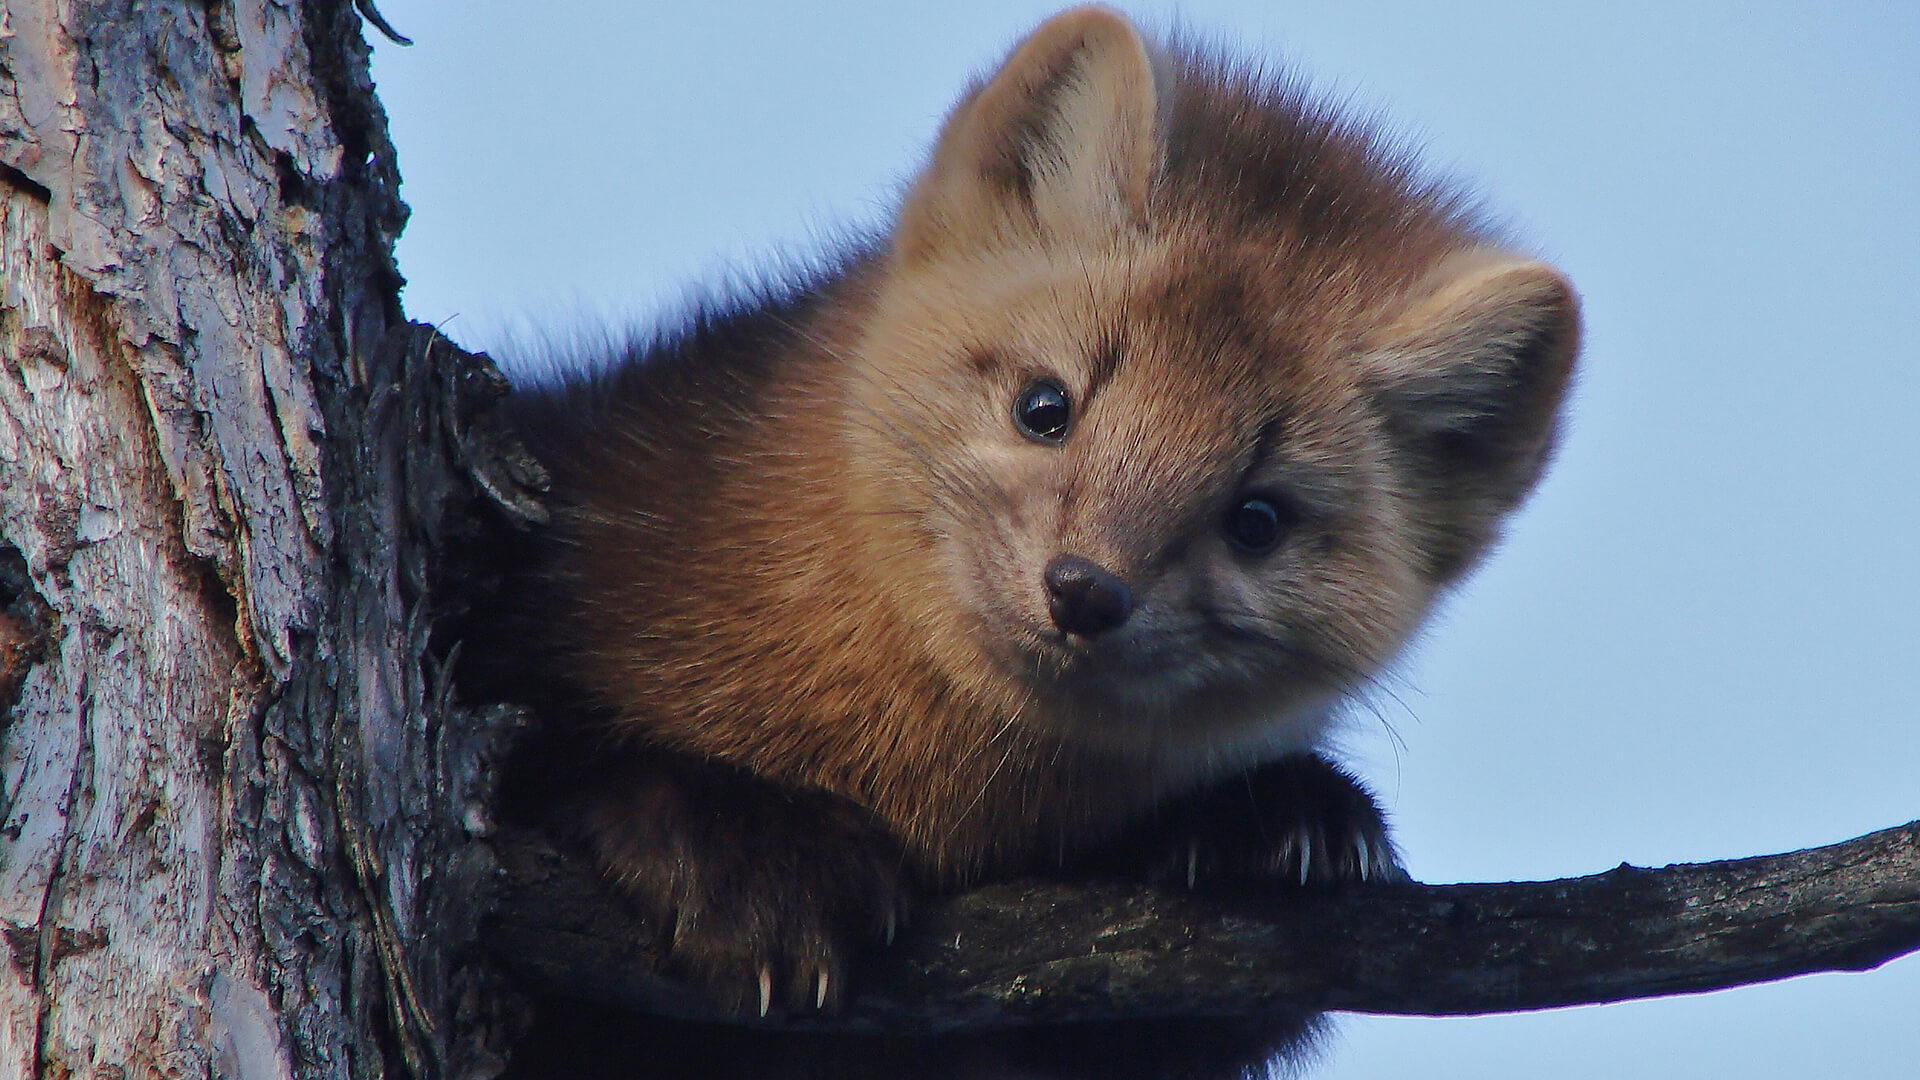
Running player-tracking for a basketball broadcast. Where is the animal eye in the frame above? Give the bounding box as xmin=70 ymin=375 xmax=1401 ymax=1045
xmin=1013 ymin=380 xmax=1072 ymax=443
xmin=1224 ymin=496 xmax=1290 ymax=555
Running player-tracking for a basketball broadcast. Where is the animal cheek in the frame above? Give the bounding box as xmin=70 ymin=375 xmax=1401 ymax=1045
xmin=1298 ymin=555 xmax=1425 ymax=666
xmin=944 ymin=517 xmax=1058 ymax=636
xmin=1130 ymin=558 xmax=1214 ymax=630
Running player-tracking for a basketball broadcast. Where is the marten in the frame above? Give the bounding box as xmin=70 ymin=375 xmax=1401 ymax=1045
xmin=490 ymin=5 xmax=1578 ymax=1073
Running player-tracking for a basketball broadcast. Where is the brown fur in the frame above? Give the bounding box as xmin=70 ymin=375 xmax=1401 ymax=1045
xmin=500 ymin=4 xmax=1578 ymax=1036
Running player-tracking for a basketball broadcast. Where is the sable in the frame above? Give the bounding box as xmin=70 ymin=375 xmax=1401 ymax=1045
xmin=477 ymin=5 xmax=1583 ymax=1070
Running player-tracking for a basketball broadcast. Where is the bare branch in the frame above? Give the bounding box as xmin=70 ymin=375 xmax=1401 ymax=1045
xmin=486 ymin=820 xmax=1920 ymax=1033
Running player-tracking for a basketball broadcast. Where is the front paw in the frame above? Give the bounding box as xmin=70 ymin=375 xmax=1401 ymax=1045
xmin=1099 ymin=753 xmax=1403 ymax=889
xmin=564 ymin=754 xmax=911 ymax=1017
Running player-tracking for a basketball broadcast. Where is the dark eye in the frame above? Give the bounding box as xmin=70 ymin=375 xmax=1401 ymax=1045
xmin=1013 ymin=380 xmax=1072 ymax=443
xmin=1224 ymin=496 xmax=1290 ymax=555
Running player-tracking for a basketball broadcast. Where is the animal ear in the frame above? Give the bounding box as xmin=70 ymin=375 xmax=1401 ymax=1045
xmin=1368 ymin=258 xmax=1581 ymax=582
xmin=895 ymin=5 xmax=1159 ymax=261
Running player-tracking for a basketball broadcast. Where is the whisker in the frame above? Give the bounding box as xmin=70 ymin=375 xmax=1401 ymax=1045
xmin=1208 ymin=607 xmax=1415 ymax=704
xmin=1208 ymin=605 xmax=1423 ymax=751
xmin=943 ymin=706 xmax=1030 ymax=846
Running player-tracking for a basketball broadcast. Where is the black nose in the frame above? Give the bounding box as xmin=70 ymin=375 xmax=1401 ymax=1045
xmin=1044 ymin=555 xmax=1133 ymax=637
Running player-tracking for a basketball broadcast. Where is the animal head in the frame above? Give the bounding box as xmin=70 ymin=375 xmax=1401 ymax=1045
xmin=842 ymin=7 xmax=1578 ymax=760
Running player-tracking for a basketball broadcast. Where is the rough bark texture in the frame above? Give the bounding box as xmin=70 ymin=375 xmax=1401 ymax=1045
xmin=0 ymin=4 xmax=527 ymax=1077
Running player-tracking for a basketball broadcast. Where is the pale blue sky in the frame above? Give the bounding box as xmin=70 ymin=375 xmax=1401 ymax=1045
xmin=370 ymin=2 xmax=1918 ymax=1075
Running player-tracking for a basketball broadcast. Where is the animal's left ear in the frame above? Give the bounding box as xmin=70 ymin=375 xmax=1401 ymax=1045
xmin=895 ymin=6 xmax=1159 ymax=262
xmin=1367 ymin=257 xmax=1581 ymax=582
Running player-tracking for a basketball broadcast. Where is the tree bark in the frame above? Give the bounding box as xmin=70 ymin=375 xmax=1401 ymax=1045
xmin=0 ymin=3 xmax=524 ymax=1077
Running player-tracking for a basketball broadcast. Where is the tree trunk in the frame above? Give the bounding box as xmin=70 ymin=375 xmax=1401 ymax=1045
xmin=0 ymin=3 xmax=520 ymax=1076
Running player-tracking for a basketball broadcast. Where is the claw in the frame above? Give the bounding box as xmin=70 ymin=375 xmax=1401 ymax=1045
xmin=1297 ymin=832 xmax=1313 ymax=886
xmin=1186 ymin=839 xmax=1199 ymax=890
xmin=757 ymin=965 xmax=773 ymax=1018
xmin=884 ymin=906 xmax=897 ymax=947
xmin=1355 ymin=834 xmax=1371 ymax=882
xmin=815 ymin=967 xmax=830 ymax=1010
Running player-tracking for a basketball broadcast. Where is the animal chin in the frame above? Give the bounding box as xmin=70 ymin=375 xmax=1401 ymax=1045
xmin=969 ymin=617 xmax=1318 ymax=756
xmin=967 ymin=599 xmax=1221 ymax=709
xmin=1033 ymin=637 xmax=1211 ymax=709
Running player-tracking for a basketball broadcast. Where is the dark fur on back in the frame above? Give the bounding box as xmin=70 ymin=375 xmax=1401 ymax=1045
xmin=507 ymin=244 xmax=881 ymax=479
xmin=1158 ymin=42 xmax=1489 ymax=240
